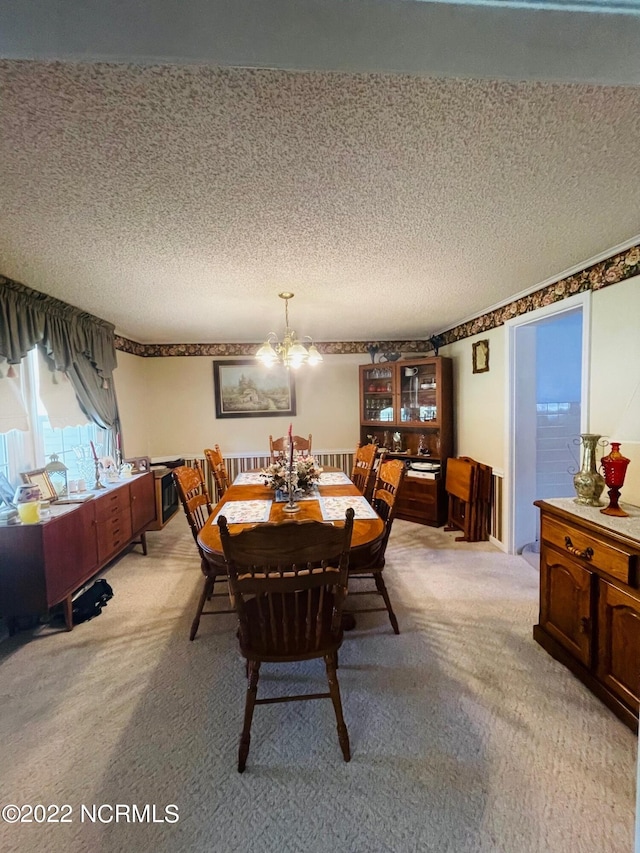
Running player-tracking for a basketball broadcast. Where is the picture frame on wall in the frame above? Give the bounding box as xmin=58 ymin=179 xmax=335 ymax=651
xmin=472 ymin=339 xmax=490 ymax=374
xmin=213 ymin=359 xmax=296 ymax=419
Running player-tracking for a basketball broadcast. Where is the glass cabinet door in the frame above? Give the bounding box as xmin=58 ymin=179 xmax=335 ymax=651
xmin=399 ymin=362 xmax=438 ymax=424
xmin=361 ymin=366 xmax=395 ymax=424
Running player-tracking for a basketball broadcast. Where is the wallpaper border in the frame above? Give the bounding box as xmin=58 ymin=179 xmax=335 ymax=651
xmin=113 ymin=243 xmax=640 ymax=357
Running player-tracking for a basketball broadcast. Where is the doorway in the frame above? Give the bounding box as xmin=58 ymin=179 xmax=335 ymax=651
xmin=507 ymin=292 xmax=590 ymax=556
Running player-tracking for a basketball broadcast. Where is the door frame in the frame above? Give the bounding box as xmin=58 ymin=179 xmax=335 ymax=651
xmin=504 ymin=291 xmax=591 ymax=555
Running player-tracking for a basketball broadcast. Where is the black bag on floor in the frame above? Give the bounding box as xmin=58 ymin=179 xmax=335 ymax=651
xmin=72 ymin=579 xmax=114 ymax=624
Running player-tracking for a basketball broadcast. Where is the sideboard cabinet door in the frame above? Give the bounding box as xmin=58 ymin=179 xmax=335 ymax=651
xmin=44 ymin=501 xmax=97 ymax=605
xmin=597 ymin=580 xmax=640 ymax=713
xmin=540 ymin=546 xmax=593 ymax=667
xmin=130 ymin=473 xmax=156 ymax=533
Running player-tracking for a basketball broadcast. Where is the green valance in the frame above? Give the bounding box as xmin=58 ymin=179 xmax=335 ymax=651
xmin=0 ymin=276 xmax=117 ymax=379
xmin=0 ymin=276 xmax=120 ymax=448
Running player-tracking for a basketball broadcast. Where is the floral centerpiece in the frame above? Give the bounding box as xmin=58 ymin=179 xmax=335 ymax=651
xmin=262 ymin=456 xmax=323 ymax=495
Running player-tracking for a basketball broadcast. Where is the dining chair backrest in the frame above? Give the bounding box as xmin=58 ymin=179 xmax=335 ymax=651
xmin=218 ymin=509 xmax=354 ymax=655
xmin=346 ymin=458 xmax=406 ymax=635
xmin=350 ymin=442 xmax=380 ymax=498
xmin=204 ymin=445 xmax=230 ymax=500
xmin=173 ymin=462 xmax=213 ymax=547
xmin=269 ymin=433 xmax=312 ymax=461
xmin=370 ymin=458 xmax=407 ymax=558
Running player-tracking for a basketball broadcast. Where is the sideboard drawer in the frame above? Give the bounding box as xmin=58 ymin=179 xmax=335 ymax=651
xmin=95 ymin=488 xmax=131 ymax=521
xmin=541 ymin=515 xmax=634 ymax=584
xmin=97 ymin=513 xmax=133 ymax=562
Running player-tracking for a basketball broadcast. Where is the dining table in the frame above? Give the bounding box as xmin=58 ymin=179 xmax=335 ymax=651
xmin=197 ymin=467 xmax=384 ymax=573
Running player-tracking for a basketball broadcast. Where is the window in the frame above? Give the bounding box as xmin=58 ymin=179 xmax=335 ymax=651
xmin=1 ymin=350 xmax=106 ymax=488
xmin=0 ymin=434 xmax=9 ymax=481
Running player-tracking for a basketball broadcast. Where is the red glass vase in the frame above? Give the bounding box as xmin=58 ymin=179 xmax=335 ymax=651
xmin=600 ymin=442 xmax=630 ymax=517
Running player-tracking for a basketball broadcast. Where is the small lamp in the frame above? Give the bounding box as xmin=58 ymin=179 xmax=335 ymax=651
xmin=45 ymin=453 xmax=68 ymax=498
xmin=600 ymin=443 xmax=630 ymax=517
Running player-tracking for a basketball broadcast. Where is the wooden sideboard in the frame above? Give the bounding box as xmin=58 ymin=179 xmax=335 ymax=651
xmin=0 ymin=473 xmax=155 ymax=634
xmin=533 ymin=498 xmax=640 ymax=731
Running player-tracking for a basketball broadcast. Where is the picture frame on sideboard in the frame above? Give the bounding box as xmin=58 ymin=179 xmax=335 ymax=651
xmin=20 ymin=468 xmax=58 ymax=501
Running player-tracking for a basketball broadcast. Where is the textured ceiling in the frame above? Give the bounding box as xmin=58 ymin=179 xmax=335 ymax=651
xmin=1 ymin=59 xmax=639 ymax=345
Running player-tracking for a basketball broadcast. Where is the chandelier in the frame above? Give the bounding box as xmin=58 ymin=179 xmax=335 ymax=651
xmin=255 ymin=292 xmax=323 ymax=369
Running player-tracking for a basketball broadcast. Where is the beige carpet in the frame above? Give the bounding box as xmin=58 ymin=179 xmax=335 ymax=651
xmin=0 ymin=518 xmax=635 ymax=853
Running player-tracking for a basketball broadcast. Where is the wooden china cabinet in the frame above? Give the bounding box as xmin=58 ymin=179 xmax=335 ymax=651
xmin=359 ymin=356 xmax=453 ymax=526
xmin=534 ymin=498 xmax=640 ymax=731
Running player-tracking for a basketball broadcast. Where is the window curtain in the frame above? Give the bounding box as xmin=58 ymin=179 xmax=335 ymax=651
xmin=0 ymin=277 xmax=121 ymax=452
xmin=36 ymin=347 xmax=89 ymax=429
xmin=0 ymin=358 xmax=28 ymax=432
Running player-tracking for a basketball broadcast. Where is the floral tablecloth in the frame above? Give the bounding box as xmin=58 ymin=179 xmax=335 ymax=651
xmin=319 ymin=495 xmax=379 ymax=521
xmin=213 ymin=500 xmax=272 ymax=524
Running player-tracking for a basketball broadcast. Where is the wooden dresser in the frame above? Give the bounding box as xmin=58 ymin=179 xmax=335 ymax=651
xmin=0 ymin=473 xmax=155 ymax=634
xmin=534 ymin=498 xmax=640 ymax=731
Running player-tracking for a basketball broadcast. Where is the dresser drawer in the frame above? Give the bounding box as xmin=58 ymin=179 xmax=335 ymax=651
xmin=541 ymin=516 xmax=634 ymax=584
xmin=97 ymin=513 xmax=133 ymax=562
xmin=94 ymin=488 xmax=131 ymax=522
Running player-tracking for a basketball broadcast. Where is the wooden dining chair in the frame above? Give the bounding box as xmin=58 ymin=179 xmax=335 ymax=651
xmin=218 ymin=508 xmax=355 ymax=772
xmin=347 ymin=458 xmax=407 ymax=634
xmin=350 ymin=442 xmax=380 ymax=501
xmin=269 ymin=433 xmax=312 ymax=461
xmin=173 ymin=462 xmax=233 ymax=641
xmin=204 ymin=445 xmax=230 ymax=501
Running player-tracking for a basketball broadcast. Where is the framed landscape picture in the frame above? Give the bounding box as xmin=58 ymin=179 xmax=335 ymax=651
xmin=213 ymin=359 xmax=296 ymax=419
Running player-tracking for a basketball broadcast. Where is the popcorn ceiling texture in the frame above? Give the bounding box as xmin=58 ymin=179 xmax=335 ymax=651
xmin=1 ymin=60 xmax=639 ymax=345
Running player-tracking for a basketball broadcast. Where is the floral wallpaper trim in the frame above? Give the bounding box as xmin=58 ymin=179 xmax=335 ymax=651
xmin=113 ymin=338 xmax=429 ymax=357
xmin=115 ymin=244 xmax=640 ymax=357
xmin=438 ymin=243 xmax=640 ymax=348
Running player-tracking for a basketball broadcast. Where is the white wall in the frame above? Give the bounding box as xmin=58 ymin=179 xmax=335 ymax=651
xmin=590 ymin=275 xmax=640 ymax=506
xmin=440 ymin=326 xmax=506 ymax=473
xmin=114 ymin=353 xmax=363 ymax=459
xmin=114 ymin=350 xmax=151 ymax=460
